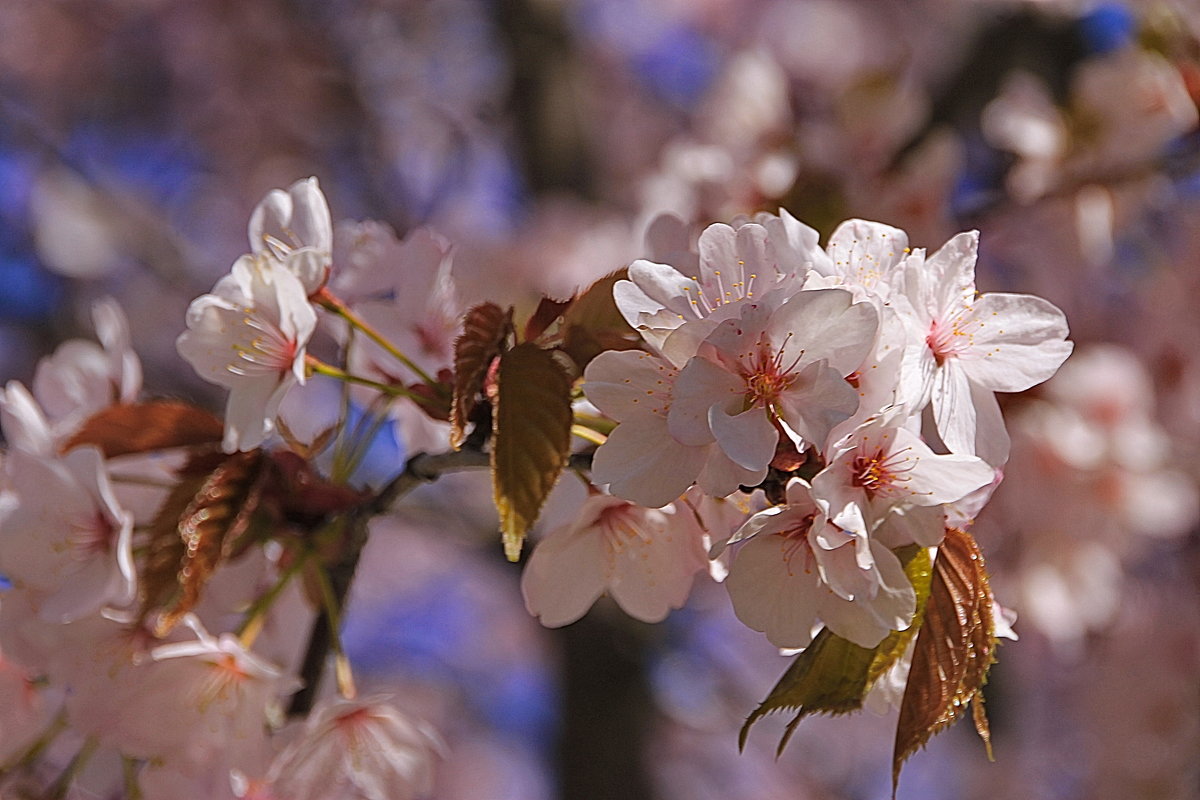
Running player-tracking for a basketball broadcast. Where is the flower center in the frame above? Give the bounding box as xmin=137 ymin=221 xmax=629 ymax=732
xmin=777 ymin=513 xmax=817 ymax=577
xmin=850 ymin=447 xmax=916 ymax=498
xmin=598 ymin=504 xmax=652 ymax=554
xmin=743 ymin=335 xmax=804 ymax=408
xmin=925 ymin=311 xmax=978 ymax=366
xmin=69 ymin=510 xmax=116 ymax=558
xmin=230 ymin=314 xmax=299 ymax=377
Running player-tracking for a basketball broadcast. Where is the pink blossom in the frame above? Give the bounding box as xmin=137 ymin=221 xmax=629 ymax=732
xmin=521 ymin=494 xmax=709 ymax=626
xmin=177 ymin=255 xmax=317 ymax=452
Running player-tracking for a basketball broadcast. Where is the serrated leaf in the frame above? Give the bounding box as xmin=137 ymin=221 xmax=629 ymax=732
xmin=892 ymin=528 xmax=997 ymax=797
xmin=491 ymin=342 xmax=572 ymax=562
xmin=740 ymin=545 xmax=933 ymax=754
xmin=523 ymin=295 xmax=573 ymax=343
xmin=63 ymin=401 xmax=224 ymax=458
xmin=141 ymin=450 xmax=271 ymax=634
xmin=451 ymin=303 xmax=513 ymax=449
xmin=558 ymin=268 xmax=640 ymax=371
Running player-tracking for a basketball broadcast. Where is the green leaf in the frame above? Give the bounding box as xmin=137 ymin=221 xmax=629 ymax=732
xmin=450 ymin=302 xmax=513 ymax=449
xmin=740 ymin=545 xmax=934 ymax=754
xmin=491 ymin=342 xmax=573 ymax=561
xmin=892 ymin=528 xmax=998 ymax=797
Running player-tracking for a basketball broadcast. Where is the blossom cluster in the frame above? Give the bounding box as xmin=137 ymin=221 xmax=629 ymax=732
xmin=0 ymin=181 xmax=443 ymax=800
xmin=0 ymin=176 xmax=1074 ymax=797
xmin=527 ymin=212 xmax=1072 ymax=652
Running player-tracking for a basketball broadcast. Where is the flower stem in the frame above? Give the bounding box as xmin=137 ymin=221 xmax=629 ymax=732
xmin=313 ymin=287 xmax=442 ymax=390
xmin=312 ymin=562 xmax=356 ymax=700
xmin=305 ymin=356 xmax=436 ymax=409
xmin=237 ymin=552 xmax=309 ymax=647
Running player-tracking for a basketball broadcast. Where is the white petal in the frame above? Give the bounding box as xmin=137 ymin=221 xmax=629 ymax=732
xmin=959 ymin=292 xmax=1073 ymax=391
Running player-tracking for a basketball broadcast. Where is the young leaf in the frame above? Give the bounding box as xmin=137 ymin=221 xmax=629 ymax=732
xmin=558 ymin=268 xmax=640 ymax=371
xmin=892 ymin=528 xmax=998 ymax=796
xmin=63 ymin=401 xmax=224 ymax=458
xmin=491 ymin=342 xmax=572 ymax=562
xmin=740 ymin=546 xmax=934 ymax=754
xmin=142 ymin=449 xmax=271 ymax=634
xmin=451 ymin=303 xmax=513 ymax=449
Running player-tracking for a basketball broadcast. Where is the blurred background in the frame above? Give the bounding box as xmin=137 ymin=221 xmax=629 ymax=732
xmin=0 ymin=0 xmax=1198 ymax=798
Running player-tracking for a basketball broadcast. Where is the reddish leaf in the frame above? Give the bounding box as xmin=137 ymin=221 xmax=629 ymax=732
xmin=451 ymin=303 xmax=513 ymax=449
xmin=739 ymin=546 xmax=934 ymax=755
xmin=142 ymin=450 xmax=271 ymax=634
xmin=558 ymin=269 xmax=640 ymax=371
xmin=523 ymin=295 xmax=573 ymax=342
xmin=63 ymin=401 xmax=223 ymax=458
xmin=893 ymin=528 xmax=998 ymax=797
xmin=491 ymin=342 xmax=573 ymax=561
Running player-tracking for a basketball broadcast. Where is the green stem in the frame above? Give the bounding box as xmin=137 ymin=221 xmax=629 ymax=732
xmin=236 ymin=552 xmax=309 ymax=645
xmin=314 ymin=289 xmax=442 ymax=390
xmin=311 ymin=563 xmax=356 ymax=700
xmin=306 ymin=357 xmax=434 ymax=408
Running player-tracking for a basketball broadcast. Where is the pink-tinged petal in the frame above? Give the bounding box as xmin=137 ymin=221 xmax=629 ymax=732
xmin=818 ymin=540 xmax=916 ymax=647
xmin=609 ymin=509 xmax=707 ymax=623
xmin=726 ymin=534 xmax=823 ymax=649
xmin=775 ymin=361 xmax=860 ymax=446
xmin=669 ymin=357 xmax=740 ymax=446
xmin=1 ymin=381 xmax=53 ymax=456
xmin=923 ymin=230 xmax=978 ymax=320
xmin=591 ymin=415 xmax=705 ymax=508
xmin=888 ymin=427 xmax=994 ymax=505
xmin=759 ymin=208 xmax=829 ymax=274
xmin=583 ymin=350 xmax=677 ymax=421
xmin=825 ymin=219 xmax=910 ymax=289
xmin=521 ymin=513 xmax=609 ymax=628
xmin=931 ymin=361 xmax=977 ymax=455
xmin=959 ymin=292 xmax=1073 ymax=391
xmin=708 ymin=405 xmax=776 ymax=471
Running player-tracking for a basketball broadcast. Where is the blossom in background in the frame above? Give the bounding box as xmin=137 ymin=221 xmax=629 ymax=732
xmin=0 ymin=445 xmax=135 ymax=622
xmin=177 ymin=255 xmax=317 ymax=452
xmin=522 ymin=494 xmax=709 ymax=626
xmin=262 ymin=696 xmax=442 ymax=800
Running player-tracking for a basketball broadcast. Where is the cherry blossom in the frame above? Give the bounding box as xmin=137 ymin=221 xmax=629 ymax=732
xmin=177 ymin=255 xmax=318 ymax=452
xmin=812 ymin=412 xmax=995 ymax=546
xmin=722 ymin=479 xmax=916 ymax=649
xmin=0 ymin=446 xmax=135 ymax=622
xmin=669 ymin=287 xmax=878 ymax=465
xmin=263 ymin=696 xmax=442 ymax=800
xmin=900 ymin=229 xmax=1072 ymax=462
xmin=584 ymin=349 xmax=763 ymax=507
xmin=614 ymin=221 xmax=803 ymax=363
xmin=521 ymin=494 xmax=709 ymax=626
